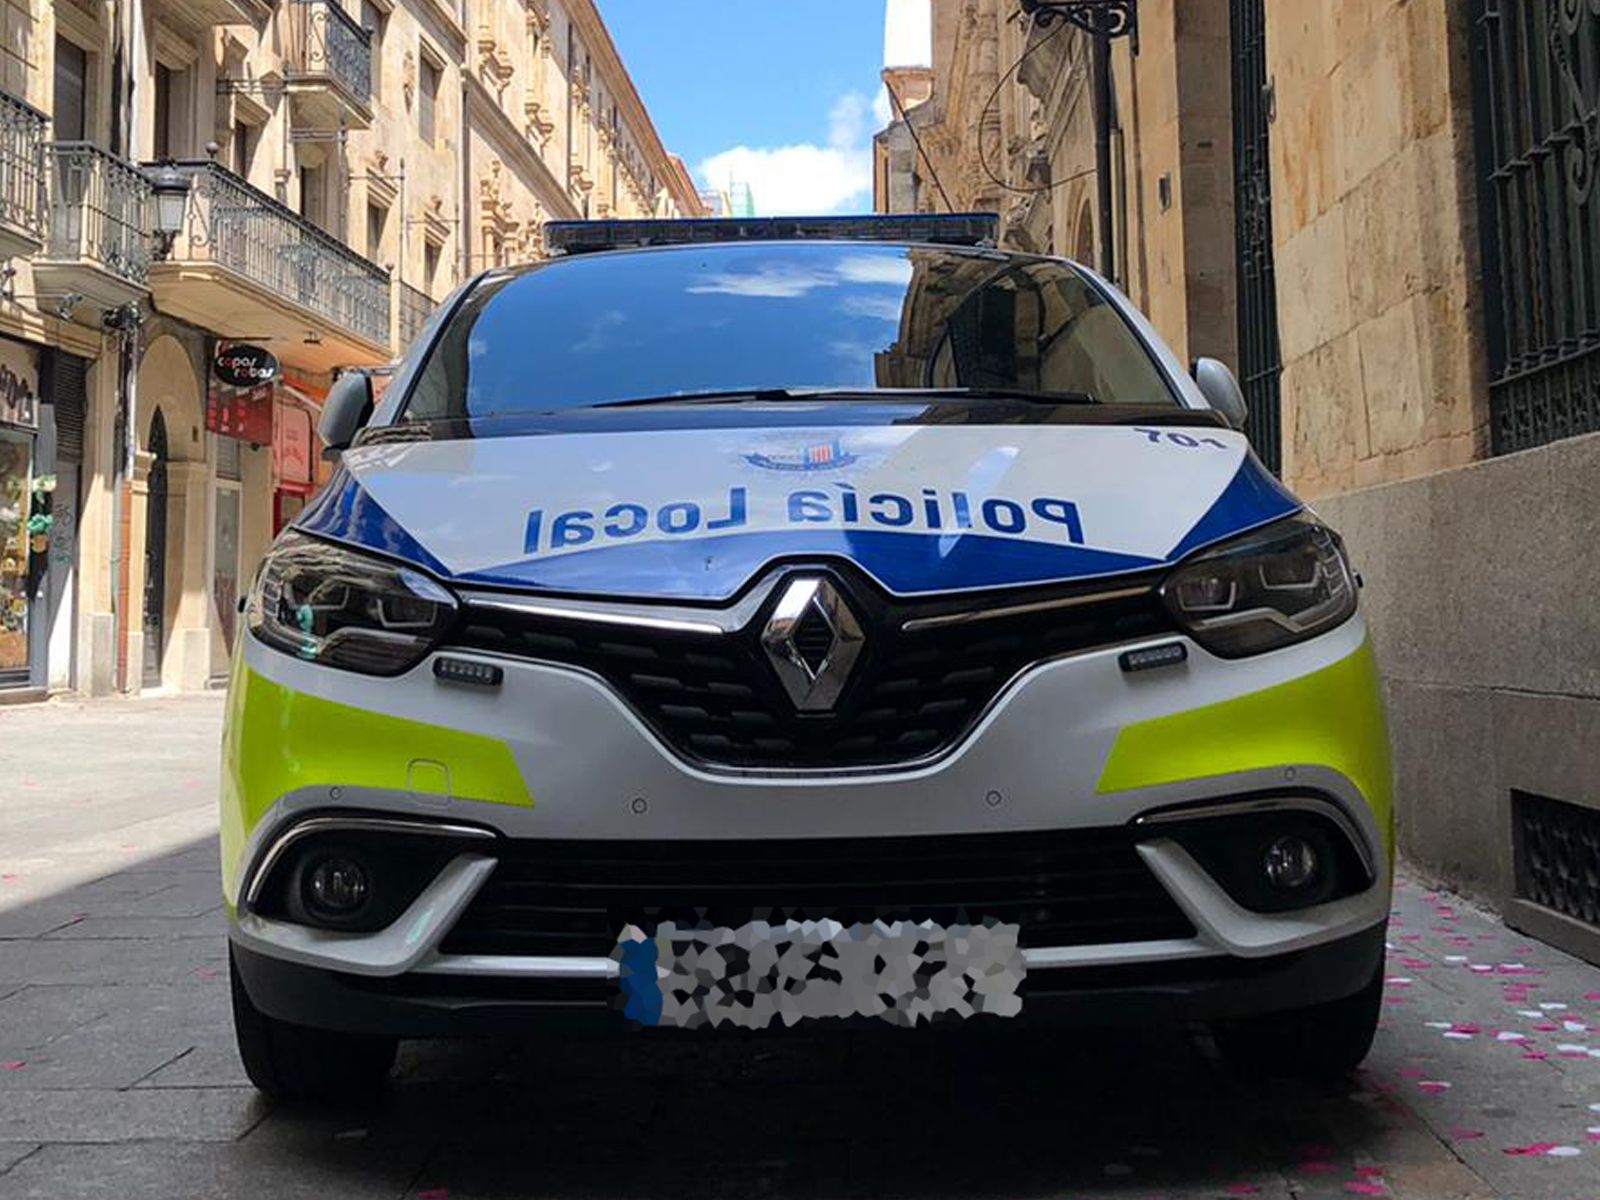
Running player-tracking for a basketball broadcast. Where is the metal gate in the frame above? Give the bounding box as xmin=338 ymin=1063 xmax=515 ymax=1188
xmin=1471 ymin=0 xmax=1600 ymax=454
xmin=1230 ymin=0 xmax=1283 ymax=473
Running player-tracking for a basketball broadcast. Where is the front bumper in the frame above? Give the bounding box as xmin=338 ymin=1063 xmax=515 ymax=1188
xmin=231 ymin=921 xmax=1388 ymax=1038
xmin=222 ymin=613 xmax=1394 ymax=1034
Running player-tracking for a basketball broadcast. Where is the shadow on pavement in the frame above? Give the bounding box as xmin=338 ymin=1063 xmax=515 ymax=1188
xmin=0 ymin=837 xmax=1415 ymax=1199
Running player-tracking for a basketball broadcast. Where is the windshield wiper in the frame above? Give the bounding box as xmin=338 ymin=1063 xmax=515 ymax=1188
xmin=588 ymin=386 xmax=1099 ymax=410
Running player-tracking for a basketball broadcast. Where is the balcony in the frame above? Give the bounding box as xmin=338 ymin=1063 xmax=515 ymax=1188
xmin=285 ymin=0 xmax=373 ymax=130
xmin=149 ymin=161 xmax=390 ymax=371
xmin=148 ymin=0 xmax=276 ymax=32
xmin=35 ymin=142 xmax=151 ymax=321
xmin=0 ymin=89 xmax=46 ymax=261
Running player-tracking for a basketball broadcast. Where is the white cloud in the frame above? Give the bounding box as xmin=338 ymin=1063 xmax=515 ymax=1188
xmin=697 ymin=92 xmax=875 ymax=217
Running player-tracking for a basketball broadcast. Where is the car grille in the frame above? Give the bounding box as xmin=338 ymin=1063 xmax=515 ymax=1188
xmin=449 ymin=569 xmax=1172 ymax=771
xmin=437 ymin=830 xmax=1196 ymax=958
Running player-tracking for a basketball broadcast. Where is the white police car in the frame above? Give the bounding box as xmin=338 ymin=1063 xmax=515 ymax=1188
xmin=222 ymin=214 xmax=1392 ymax=1101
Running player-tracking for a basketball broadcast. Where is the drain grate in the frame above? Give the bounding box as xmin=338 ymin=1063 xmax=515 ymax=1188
xmin=1514 ymin=791 xmax=1600 ymax=927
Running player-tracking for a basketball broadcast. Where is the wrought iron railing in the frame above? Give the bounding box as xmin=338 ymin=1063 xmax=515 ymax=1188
xmin=1471 ymin=0 xmax=1600 ymax=454
xmin=289 ymin=0 xmax=372 ymax=100
xmin=0 ymin=89 xmax=45 ymax=242
xmin=43 ymin=142 xmax=151 ymax=286
xmin=396 ymin=279 xmax=434 ymax=351
xmin=161 ymin=160 xmax=390 ymax=346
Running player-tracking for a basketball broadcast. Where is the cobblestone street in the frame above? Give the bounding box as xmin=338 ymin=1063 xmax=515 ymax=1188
xmin=2 ymin=697 xmax=1599 ymax=1199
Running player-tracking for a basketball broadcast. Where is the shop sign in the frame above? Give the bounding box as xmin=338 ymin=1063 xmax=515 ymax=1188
xmin=212 ymin=343 xmax=280 ymax=388
xmin=0 ymin=338 xmax=40 ymax=431
xmin=273 ymin=404 xmax=314 ymax=486
xmin=206 ymin=377 xmax=274 ymax=445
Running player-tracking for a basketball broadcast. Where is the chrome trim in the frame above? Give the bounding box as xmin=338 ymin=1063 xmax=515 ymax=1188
xmin=242 ymin=816 xmax=497 ymax=910
xmin=1133 ymin=794 xmax=1377 ymax=880
xmin=409 ymin=939 xmax=1223 ymax=980
xmin=900 ymin=584 xmax=1155 ymax=633
xmin=462 ymin=594 xmax=727 ymax=637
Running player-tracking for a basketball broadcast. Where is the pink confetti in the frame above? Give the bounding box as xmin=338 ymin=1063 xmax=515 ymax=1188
xmin=416 ymin=1192 xmax=449 ymax=1200
xmin=1300 ymin=1161 xmax=1338 ymax=1175
xmin=1502 ymin=1143 xmax=1558 ymax=1156
xmin=1450 ymin=1127 xmax=1486 ymax=1141
xmin=0 ymin=1061 xmax=25 ymax=1071
xmin=1344 ymin=1184 xmax=1386 ymax=1196
xmin=192 ymin=967 xmax=219 ymax=979
xmin=0 ymin=874 xmax=17 ymax=882
xmin=1449 ymin=1023 xmax=1482 ymax=1035
xmin=1398 ymin=957 xmax=1431 ymax=970
xmin=1353 ymin=1166 xmax=1386 ymax=1178
xmin=1417 ymin=1081 xmax=1452 ymax=1094
xmin=1534 ymin=1022 xmax=1561 ymax=1032
xmin=1399 ymin=1067 xmax=1424 ymax=1078
xmin=1522 ymin=1050 xmax=1550 ymax=1060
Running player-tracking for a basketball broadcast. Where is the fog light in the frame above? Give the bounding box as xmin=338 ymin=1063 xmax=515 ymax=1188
xmin=305 ymin=856 xmax=370 ymax=918
xmin=1263 ymin=835 xmax=1320 ymax=892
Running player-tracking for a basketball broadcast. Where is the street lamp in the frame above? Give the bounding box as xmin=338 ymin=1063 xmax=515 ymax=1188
xmin=146 ymin=162 xmax=190 ymax=260
xmin=1018 ymin=0 xmax=1137 ymax=41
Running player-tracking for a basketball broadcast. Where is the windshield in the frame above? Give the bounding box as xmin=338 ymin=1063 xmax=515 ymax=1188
xmin=401 ymin=243 xmax=1178 ymax=421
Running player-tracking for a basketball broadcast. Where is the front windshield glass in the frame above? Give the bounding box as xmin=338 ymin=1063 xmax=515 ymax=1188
xmin=403 ymin=242 xmax=1177 ymax=420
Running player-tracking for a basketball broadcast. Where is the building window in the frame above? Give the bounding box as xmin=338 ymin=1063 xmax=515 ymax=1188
xmin=418 ymin=53 xmax=440 ymax=146
xmin=361 ymin=0 xmax=386 ymax=98
xmin=53 ymin=37 xmax=87 ymax=142
xmin=423 ymin=240 xmax=440 ymax=290
xmin=153 ymin=64 xmax=172 ymax=159
xmin=366 ymin=202 xmax=387 ymax=261
xmin=232 ymin=121 xmax=253 ymax=177
xmin=299 ymin=163 xmax=326 ymax=229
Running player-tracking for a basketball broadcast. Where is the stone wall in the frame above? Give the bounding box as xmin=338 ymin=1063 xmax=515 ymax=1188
xmin=1314 ymin=432 xmax=1600 ymax=960
xmin=1266 ymin=0 xmax=1489 ymax=498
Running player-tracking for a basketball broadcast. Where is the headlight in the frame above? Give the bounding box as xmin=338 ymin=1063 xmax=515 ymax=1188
xmin=1160 ymin=515 xmax=1357 ymax=657
xmin=247 ymin=531 xmax=458 ymax=675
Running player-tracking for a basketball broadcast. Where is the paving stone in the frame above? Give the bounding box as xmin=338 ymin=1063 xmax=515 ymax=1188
xmin=0 ymin=1139 xmax=422 ymax=1200
xmin=0 ymin=1087 xmax=265 ymax=1143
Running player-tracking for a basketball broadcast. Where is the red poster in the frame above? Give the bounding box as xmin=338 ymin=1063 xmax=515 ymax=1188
xmin=206 ymin=377 xmax=273 ymax=444
xmin=273 ymin=404 xmax=314 ymax=486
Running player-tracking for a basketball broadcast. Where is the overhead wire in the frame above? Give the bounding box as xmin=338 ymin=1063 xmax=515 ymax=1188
xmin=976 ymin=17 xmax=1081 ymax=196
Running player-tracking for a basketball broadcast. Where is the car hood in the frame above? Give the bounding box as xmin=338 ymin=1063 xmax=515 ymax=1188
xmin=298 ymin=422 xmax=1299 ymax=600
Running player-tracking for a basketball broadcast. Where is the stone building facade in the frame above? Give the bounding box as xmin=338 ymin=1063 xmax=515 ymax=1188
xmin=882 ymin=0 xmax=1600 ymax=962
xmin=0 ymin=0 xmax=699 ymax=704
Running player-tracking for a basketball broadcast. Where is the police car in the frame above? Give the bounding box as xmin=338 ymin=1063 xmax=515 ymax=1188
xmin=222 ymin=214 xmax=1392 ymax=1101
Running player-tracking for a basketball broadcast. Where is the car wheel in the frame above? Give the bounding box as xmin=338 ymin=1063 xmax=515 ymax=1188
xmin=230 ymin=947 xmax=398 ymax=1103
xmin=1212 ymin=962 xmax=1384 ymax=1081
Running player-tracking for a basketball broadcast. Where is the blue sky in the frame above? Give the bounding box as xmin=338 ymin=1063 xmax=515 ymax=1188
xmin=598 ymin=1 xmax=891 ymax=215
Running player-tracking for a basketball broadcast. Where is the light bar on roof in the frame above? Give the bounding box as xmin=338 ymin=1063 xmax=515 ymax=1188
xmin=544 ymin=213 xmax=1001 ymax=256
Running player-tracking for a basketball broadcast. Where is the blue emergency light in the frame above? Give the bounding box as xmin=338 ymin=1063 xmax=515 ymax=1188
xmin=544 ymin=213 xmax=1000 ymax=256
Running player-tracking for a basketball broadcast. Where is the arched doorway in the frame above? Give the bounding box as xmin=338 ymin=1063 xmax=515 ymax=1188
xmin=141 ymin=408 xmax=168 ymax=688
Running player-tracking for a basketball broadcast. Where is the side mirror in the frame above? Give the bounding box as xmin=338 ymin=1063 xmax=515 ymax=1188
xmin=319 ymin=370 xmax=374 ymax=456
xmin=1192 ymin=357 xmax=1249 ymax=431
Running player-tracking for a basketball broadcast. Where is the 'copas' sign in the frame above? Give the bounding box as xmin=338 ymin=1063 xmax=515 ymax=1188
xmin=213 ymin=343 xmax=280 ymax=388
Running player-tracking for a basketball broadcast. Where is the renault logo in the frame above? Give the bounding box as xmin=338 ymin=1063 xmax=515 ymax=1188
xmin=760 ymin=576 xmax=864 ymax=712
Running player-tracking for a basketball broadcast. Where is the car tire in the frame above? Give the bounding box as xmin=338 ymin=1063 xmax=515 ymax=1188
xmin=1212 ymin=963 xmax=1384 ymax=1081
xmin=229 ymin=947 xmax=398 ymax=1103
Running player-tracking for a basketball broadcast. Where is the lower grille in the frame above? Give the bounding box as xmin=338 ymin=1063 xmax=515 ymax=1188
xmin=439 ymin=830 xmax=1195 ymax=958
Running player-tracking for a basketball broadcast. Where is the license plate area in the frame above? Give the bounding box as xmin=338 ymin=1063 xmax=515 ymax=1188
xmin=613 ymin=919 xmax=1026 ymax=1030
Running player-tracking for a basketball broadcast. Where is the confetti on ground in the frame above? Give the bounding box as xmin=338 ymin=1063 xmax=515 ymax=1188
xmin=1449 ymin=1127 xmax=1486 ymax=1141
xmin=1417 ymin=1081 xmax=1452 ymax=1094
xmin=416 ymin=1191 xmax=450 ymax=1200
xmin=1344 ymin=1182 xmax=1387 ymax=1195
xmin=0 ymin=1061 xmax=25 ymax=1071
